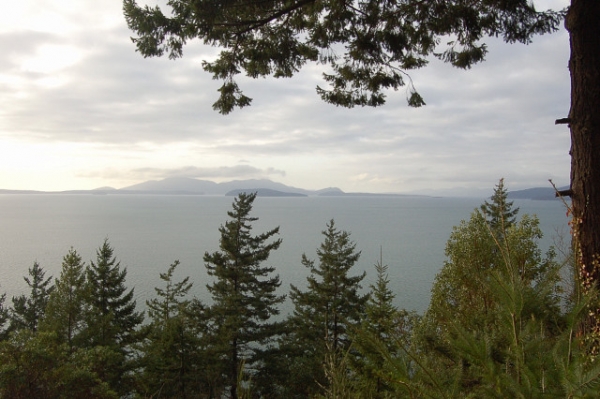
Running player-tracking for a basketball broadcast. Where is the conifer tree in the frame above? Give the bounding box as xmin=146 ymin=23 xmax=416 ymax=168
xmin=82 ymin=239 xmax=144 ymax=395
xmin=421 ymin=185 xmax=563 ymax=396
xmin=40 ymin=248 xmax=87 ymax=351
xmin=363 ymin=258 xmax=398 ymax=343
xmin=83 ymin=239 xmax=143 ymax=348
xmin=291 ymin=220 xmax=368 ymax=352
xmin=137 ymin=260 xmax=202 ymax=398
xmin=203 ymin=192 xmax=284 ymax=399
xmin=0 ymin=288 xmax=8 ymax=341
xmin=10 ymin=262 xmax=54 ymax=333
xmin=350 ymin=256 xmax=400 ymax=399
xmin=0 ymin=330 xmax=118 ymax=399
xmin=480 ymin=178 xmax=519 ymax=235
xmin=284 ymin=220 xmax=368 ymax=397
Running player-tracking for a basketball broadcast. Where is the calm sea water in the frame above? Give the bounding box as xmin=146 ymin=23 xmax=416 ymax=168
xmin=0 ymin=195 xmax=569 ymax=314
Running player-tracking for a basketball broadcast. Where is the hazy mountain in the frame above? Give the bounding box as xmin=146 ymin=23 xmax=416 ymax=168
xmin=0 ymin=178 xmax=569 ymax=199
xmin=120 ymin=178 xmax=422 ymax=197
xmin=120 ymin=177 xmax=215 ymax=194
xmin=120 ymin=177 xmax=341 ymax=196
xmin=507 ymin=186 xmax=570 ymax=201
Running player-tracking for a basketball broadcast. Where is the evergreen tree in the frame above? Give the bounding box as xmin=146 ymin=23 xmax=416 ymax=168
xmin=83 ymin=239 xmax=144 ymax=348
xmin=480 ymin=178 xmax=519 ymax=235
xmin=363 ymin=257 xmax=398 ymax=344
xmin=40 ymin=248 xmax=87 ymax=351
xmin=0 ymin=288 xmax=8 ymax=341
xmin=421 ymin=188 xmax=563 ymax=396
xmin=283 ymin=220 xmax=368 ymax=397
xmin=82 ymin=239 xmax=144 ymax=395
xmin=10 ymin=262 xmax=54 ymax=333
xmin=350 ymin=256 xmax=399 ymax=399
xmin=0 ymin=330 xmax=118 ymax=399
xmin=137 ymin=260 xmax=203 ymax=398
xmin=203 ymin=192 xmax=284 ymax=399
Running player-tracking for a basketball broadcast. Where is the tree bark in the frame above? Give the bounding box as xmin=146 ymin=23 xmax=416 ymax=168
xmin=566 ymin=1 xmax=600 ymax=302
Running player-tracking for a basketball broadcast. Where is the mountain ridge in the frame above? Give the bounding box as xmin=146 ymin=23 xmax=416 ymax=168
xmin=0 ymin=177 xmax=566 ymax=199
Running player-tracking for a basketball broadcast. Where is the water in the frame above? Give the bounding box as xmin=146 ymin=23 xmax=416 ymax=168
xmin=0 ymin=195 xmax=570 ymax=314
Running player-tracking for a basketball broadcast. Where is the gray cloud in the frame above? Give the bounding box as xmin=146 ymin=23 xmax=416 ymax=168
xmin=0 ymin=0 xmax=571 ymax=193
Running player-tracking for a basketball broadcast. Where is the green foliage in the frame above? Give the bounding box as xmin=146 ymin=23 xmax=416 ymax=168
xmin=363 ymin=259 xmax=398 ymax=344
xmin=0 ymin=330 xmax=117 ymax=399
xmin=40 ymin=248 xmax=87 ymax=351
xmin=82 ymin=239 xmax=144 ymax=396
xmin=425 ymin=184 xmax=560 ymax=340
xmin=124 ymin=0 xmax=564 ymax=113
xmin=203 ymin=192 xmax=284 ymax=399
xmin=282 ymin=219 xmax=368 ymax=397
xmin=480 ymin=178 xmax=520 ymax=235
xmin=349 ymin=257 xmax=419 ymax=399
xmin=136 ymin=260 xmax=204 ymax=398
xmin=418 ymin=186 xmax=567 ymax=397
xmin=10 ymin=262 xmax=54 ymax=333
xmin=0 ymin=288 xmax=8 ymax=341
xmin=83 ymin=239 xmax=144 ymax=349
xmin=291 ymin=219 xmax=368 ymax=352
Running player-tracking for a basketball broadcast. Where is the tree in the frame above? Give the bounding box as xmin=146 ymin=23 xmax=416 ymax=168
xmin=10 ymin=262 xmax=54 ymax=333
xmin=283 ymin=219 xmax=368 ymax=397
xmin=480 ymin=178 xmax=519 ymax=235
xmin=350 ymin=255 xmax=402 ymax=399
xmin=203 ymin=192 xmax=284 ymax=399
xmin=82 ymin=239 xmax=144 ymax=395
xmin=0 ymin=330 xmax=118 ymax=399
xmin=421 ymin=190 xmax=563 ymax=395
xmin=427 ymin=196 xmax=561 ymax=331
xmin=123 ymin=0 xmax=600 ymax=323
xmin=137 ymin=260 xmax=203 ymax=398
xmin=83 ymin=240 xmax=144 ymax=348
xmin=0 ymin=288 xmax=8 ymax=341
xmin=40 ymin=248 xmax=87 ymax=351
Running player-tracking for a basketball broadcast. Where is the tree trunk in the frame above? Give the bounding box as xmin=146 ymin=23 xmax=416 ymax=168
xmin=231 ymin=338 xmax=238 ymax=399
xmin=566 ymin=1 xmax=600 ymax=311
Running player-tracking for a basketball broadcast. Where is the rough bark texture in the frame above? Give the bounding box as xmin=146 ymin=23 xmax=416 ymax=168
xmin=566 ymin=0 xmax=600 ymax=296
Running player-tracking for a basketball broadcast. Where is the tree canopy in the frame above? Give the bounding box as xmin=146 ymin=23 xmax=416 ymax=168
xmin=123 ymin=0 xmax=564 ymax=114
xmin=203 ymin=192 xmax=284 ymax=399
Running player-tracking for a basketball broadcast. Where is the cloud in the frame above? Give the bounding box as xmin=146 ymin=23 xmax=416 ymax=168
xmin=0 ymin=0 xmax=571 ymax=193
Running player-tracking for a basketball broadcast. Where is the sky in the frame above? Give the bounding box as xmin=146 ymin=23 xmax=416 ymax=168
xmin=0 ymin=0 xmax=571 ymax=196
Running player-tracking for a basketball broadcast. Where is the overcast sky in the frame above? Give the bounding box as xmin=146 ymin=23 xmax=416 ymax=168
xmin=0 ymin=0 xmax=570 ymax=196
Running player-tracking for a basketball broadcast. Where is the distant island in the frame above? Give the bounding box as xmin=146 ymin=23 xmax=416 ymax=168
xmin=507 ymin=186 xmax=570 ymax=201
xmin=0 ymin=177 xmax=423 ymax=198
xmin=0 ymin=177 xmax=566 ymax=199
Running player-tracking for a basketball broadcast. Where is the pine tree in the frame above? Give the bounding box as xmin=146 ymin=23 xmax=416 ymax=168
xmin=10 ymin=262 xmax=54 ymax=333
xmin=291 ymin=220 xmax=368 ymax=352
xmin=350 ymin=255 xmax=400 ymax=399
xmin=364 ymin=257 xmax=398 ymax=343
xmin=82 ymin=239 xmax=144 ymax=395
xmin=0 ymin=330 xmax=118 ymax=399
xmin=0 ymin=288 xmax=8 ymax=341
xmin=284 ymin=220 xmax=368 ymax=397
xmin=203 ymin=192 xmax=284 ymax=399
xmin=421 ymin=188 xmax=563 ymax=396
xmin=40 ymin=248 xmax=87 ymax=351
xmin=137 ymin=260 xmax=202 ymax=398
xmin=83 ymin=239 xmax=144 ymax=348
xmin=480 ymin=178 xmax=519 ymax=236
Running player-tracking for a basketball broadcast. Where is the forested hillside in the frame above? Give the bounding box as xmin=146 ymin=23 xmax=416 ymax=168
xmin=1 ymin=184 xmax=598 ymax=398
